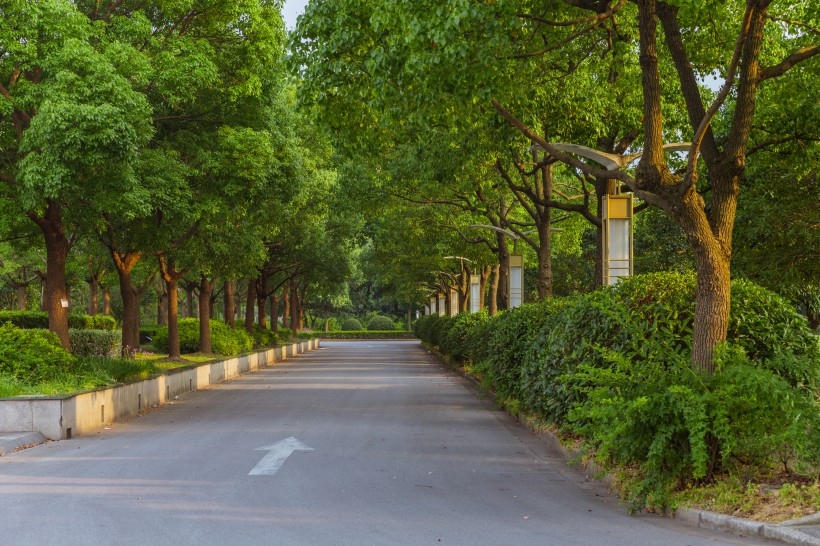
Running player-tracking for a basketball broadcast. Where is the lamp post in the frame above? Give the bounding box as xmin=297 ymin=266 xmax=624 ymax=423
xmin=532 ymin=142 xmax=690 ymax=285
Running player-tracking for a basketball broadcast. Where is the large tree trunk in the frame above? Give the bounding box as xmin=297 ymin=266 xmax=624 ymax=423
xmin=245 ymin=278 xmax=256 ymax=333
xmin=117 ymin=269 xmax=140 ymax=353
xmin=157 ymin=281 xmax=168 ymax=326
xmin=488 ymin=264 xmax=500 ymax=316
xmin=88 ymin=257 xmax=99 ymax=316
xmin=199 ymin=275 xmax=213 ymax=354
xmin=29 ymin=201 xmax=71 ymax=349
xmin=479 ymin=264 xmax=491 ymax=312
xmin=256 ymin=274 xmax=267 ymax=328
xmin=159 ymin=257 xmax=184 ymax=359
xmin=458 ymin=269 xmax=469 ymax=313
xmin=282 ymin=283 xmax=290 ymax=328
xmin=224 ymin=280 xmax=235 ymax=327
xmin=497 ymin=234 xmax=510 ymax=310
xmin=104 ymin=285 xmax=111 ymax=315
xmin=184 ymin=284 xmax=195 ymax=318
xmin=16 ymin=284 xmax=27 ymax=310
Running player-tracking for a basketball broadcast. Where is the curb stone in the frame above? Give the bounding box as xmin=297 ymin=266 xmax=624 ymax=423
xmin=0 ymin=432 xmax=46 ymax=455
xmin=423 ymin=344 xmax=820 ymax=546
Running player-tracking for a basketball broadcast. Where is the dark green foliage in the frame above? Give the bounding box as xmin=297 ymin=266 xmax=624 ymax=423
xmin=152 ymin=319 xmax=253 ymax=356
xmin=421 ymin=272 xmax=820 ymax=508
xmin=0 ymin=311 xmax=117 ymax=331
xmin=140 ymin=325 xmax=160 ymax=344
xmin=0 ymin=323 xmax=75 ymax=381
xmin=250 ymin=325 xmax=278 ymax=348
xmin=412 ymin=314 xmax=440 ymax=343
xmin=68 ymin=329 xmax=121 ymax=357
xmin=366 ymin=315 xmax=397 ymax=331
xmin=0 ymin=310 xmax=49 ymax=329
xmin=439 ymin=311 xmax=489 ymax=362
xmin=277 ymin=327 xmax=293 ymax=340
xmin=340 ymin=318 xmax=364 ymax=331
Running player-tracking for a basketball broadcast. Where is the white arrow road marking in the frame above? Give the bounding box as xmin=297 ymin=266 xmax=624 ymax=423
xmin=249 ymin=437 xmax=314 ymax=476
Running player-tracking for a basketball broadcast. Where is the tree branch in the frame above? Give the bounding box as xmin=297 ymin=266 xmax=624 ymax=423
xmin=759 ymin=45 xmax=820 ymax=82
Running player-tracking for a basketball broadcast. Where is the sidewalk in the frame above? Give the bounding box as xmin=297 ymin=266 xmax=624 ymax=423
xmin=0 ymin=431 xmax=46 ymax=454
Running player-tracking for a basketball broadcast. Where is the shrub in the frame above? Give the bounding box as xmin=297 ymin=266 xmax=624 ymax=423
xmin=439 ymin=311 xmax=489 ymax=362
xmin=319 ymin=331 xmax=414 ymax=340
xmin=69 ymin=329 xmax=121 ymax=357
xmin=0 ymin=311 xmax=117 ymax=331
xmin=412 ymin=314 xmax=440 ymax=343
xmin=0 ymin=323 xmax=75 ymax=381
xmin=152 ymin=319 xmax=253 ymax=356
xmin=366 ymin=315 xmax=397 ymax=331
xmin=340 ymin=318 xmax=363 ymax=331
xmin=277 ymin=327 xmax=293 ymax=340
xmin=0 ymin=310 xmax=49 ymax=329
xmin=140 ymin=325 xmax=160 ymax=343
xmin=251 ymin=325 xmax=278 ymax=348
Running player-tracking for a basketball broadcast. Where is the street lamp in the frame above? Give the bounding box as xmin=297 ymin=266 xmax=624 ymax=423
xmin=532 ymin=142 xmax=691 ymax=285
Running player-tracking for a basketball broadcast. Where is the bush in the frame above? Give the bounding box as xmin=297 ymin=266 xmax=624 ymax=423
xmin=277 ymin=327 xmax=293 ymax=340
xmin=319 ymin=331 xmax=414 ymax=340
xmin=412 ymin=314 xmax=440 ymax=343
xmin=152 ymin=319 xmax=253 ymax=356
xmin=140 ymin=325 xmax=160 ymax=343
xmin=366 ymin=315 xmax=397 ymax=331
xmin=251 ymin=325 xmax=278 ymax=348
xmin=439 ymin=311 xmax=489 ymax=362
xmin=69 ymin=329 xmax=121 ymax=357
xmin=0 ymin=323 xmax=75 ymax=381
xmin=0 ymin=311 xmax=117 ymax=330
xmin=0 ymin=310 xmax=49 ymax=329
xmin=340 ymin=318 xmax=363 ymax=331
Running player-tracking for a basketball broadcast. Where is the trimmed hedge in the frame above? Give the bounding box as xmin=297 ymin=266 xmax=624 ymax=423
xmin=340 ymin=318 xmax=363 ymax=331
xmin=69 ymin=329 xmax=122 ymax=357
xmin=320 ymin=331 xmax=414 ymax=340
xmin=0 ymin=323 xmax=75 ymax=381
xmin=419 ymin=272 xmax=820 ymax=508
xmin=152 ymin=319 xmax=254 ymax=356
xmin=366 ymin=316 xmax=397 ymax=331
xmin=0 ymin=310 xmax=117 ymax=330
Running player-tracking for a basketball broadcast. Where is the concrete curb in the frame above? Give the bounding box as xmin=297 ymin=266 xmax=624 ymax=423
xmin=424 ymin=344 xmax=820 ymax=546
xmin=0 ymin=338 xmax=320 ymax=441
xmin=0 ymin=432 xmax=46 ymax=454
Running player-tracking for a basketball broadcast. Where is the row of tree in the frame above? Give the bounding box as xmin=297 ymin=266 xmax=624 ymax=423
xmin=0 ymin=0 xmax=363 ymax=356
xmin=290 ymin=0 xmax=819 ymax=371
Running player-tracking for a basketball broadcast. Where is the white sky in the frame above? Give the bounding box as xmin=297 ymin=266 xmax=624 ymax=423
xmin=282 ymin=0 xmax=309 ymax=29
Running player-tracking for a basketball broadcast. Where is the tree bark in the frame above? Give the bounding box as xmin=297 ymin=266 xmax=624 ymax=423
xmin=282 ymin=282 xmax=290 ymax=328
xmin=199 ymin=275 xmax=213 ymax=354
xmin=271 ymin=294 xmax=279 ymax=332
xmin=479 ymin=265 xmax=491 ymax=312
xmin=29 ymin=200 xmax=71 ymax=349
xmin=224 ymin=280 xmax=235 ymax=327
xmin=488 ymin=264 xmax=500 ymax=316
xmin=289 ymin=280 xmax=299 ymax=333
xmin=157 ymin=281 xmax=168 ymax=326
xmin=104 ymin=285 xmax=111 ymax=315
xmin=497 ymin=234 xmax=510 ymax=310
xmin=109 ymin=250 xmax=142 ymax=355
xmin=256 ymin=274 xmax=267 ymax=328
xmin=159 ymin=257 xmax=184 ymax=359
xmin=245 ymin=278 xmax=256 ymax=333
xmin=16 ymin=284 xmax=27 ymax=310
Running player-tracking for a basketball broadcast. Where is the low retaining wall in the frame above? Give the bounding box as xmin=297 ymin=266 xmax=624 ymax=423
xmin=0 ymin=339 xmax=320 ymax=440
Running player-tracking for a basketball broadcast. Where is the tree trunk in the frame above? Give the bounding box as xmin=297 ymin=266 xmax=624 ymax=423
xmin=110 ymin=252 xmax=142 ymax=355
xmin=256 ymin=275 xmax=267 ymax=328
xmin=199 ymin=275 xmax=212 ymax=354
xmin=489 ymin=264 xmax=500 ymax=316
xmin=497 ymin=234 xmax=510 ymax=310
xmin=29 ymin=201 xmax=71 ymax=349
xmin=282 ymin=283 xmax=290 ymax=328
xmin=245 ymin=278 xmax=256 ymax=333
xmin=88 ymin=262 xmax=99 ymax=316
xmin=157 ymin=281 xmax=168 ymax=326
xmin=458 ymin=269 xmax=469 ymax=313
xmin=479 ymin=265 xmax=491 ymax=312
xmin=166 ymin=277 xmax=180 ymax=358
xmin=16 ymin=284 xmax=27 ymax=310
xmin=104 ymin=285 xmax=111 ymax=315
xmin=224 ymin=280 xmax=235 ymax=327
xmin=185 ymin=284 xmax=195 ymax=318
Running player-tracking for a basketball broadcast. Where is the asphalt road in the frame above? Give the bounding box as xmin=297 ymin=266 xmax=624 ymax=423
xmin=0 ymin=341 xmax=770 ymax=545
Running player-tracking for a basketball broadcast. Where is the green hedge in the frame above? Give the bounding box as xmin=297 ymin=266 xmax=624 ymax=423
xmin=366 ymin=315 xmax=396 ymax=331
xmin=340 ymin=318 xmax=363 ymax=331
xmin=0 ymin=310 xmax=116 ymax=331
xmin=69 ymin=329 xmax=122 ymax=357
xmin=420 ymin=272 xmax=820 ymax=508
xmin=152 ymin=319 xmax=254 ymax=356
xmin=320 ymin=331 xmax=414 ymax=340
xmin=0 ymin=323 xmax=75 ymax=381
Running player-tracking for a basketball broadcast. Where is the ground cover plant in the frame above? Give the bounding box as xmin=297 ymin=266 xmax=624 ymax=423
xmin=415 ymin=272 xmax=820 ymax=515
